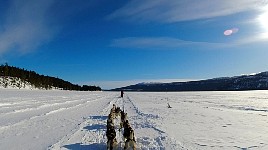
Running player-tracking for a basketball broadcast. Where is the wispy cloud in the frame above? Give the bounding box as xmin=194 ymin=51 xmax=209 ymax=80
xmin=235 ymin=34 xmax=268 ymax=45
xmin=108 ymin=0 xmax=266 ymax=23
xmin=0 ymin=0 xmax=56 ymax=55
xmin=111 ymin=34 xmax=268 ymax=50
xmin=110 ymin=37 xmax=227 ymax=50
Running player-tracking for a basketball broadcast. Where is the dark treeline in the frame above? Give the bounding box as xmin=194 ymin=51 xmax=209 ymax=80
xmin=0 ymin=63 xmax=101 ymax=91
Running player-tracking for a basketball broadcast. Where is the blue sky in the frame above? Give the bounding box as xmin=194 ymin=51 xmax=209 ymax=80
xmin=0 ymin=0 xmax=268 ymax=89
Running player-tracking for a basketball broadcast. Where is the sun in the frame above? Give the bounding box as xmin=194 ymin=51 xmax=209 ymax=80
xmin=258 ymin=10 xmax=268 ymax=38
xmin=258 ymin=12 xmax=268 ymax=30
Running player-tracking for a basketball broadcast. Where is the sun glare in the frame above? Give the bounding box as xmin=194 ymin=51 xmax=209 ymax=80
xmin=259 ymin=12 xmax=268 ymax=29
xmin=258 ymin=10 xmax=268 ymax=37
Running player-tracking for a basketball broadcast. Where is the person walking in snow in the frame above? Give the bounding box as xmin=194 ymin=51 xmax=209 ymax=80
xmin=120 ymin=90 xmax=124 ymax=98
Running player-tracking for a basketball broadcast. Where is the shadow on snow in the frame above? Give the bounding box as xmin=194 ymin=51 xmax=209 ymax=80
xmin=84 ymin=115 xmax=107 ymax=130
xmin=63 ymin=115 xmax=109 ymax=149
xmin=63 ymin=142 xmax=106 ymax=150
xmin=90 ymin=115 xmax=108 ymax=120
xmin=83 ymin=124 xmax=106 ymax=131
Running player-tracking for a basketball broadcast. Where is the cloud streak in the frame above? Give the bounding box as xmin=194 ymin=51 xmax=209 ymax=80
xmin=111 ymin=37 xmax=227 ymax=50
xmin=108 ymin=0 xmax=267 ymax=23
xmin=111 ymin=35 xmax=268 ymax=50
xmin=0 ymin=0 xmax=55 ymax=55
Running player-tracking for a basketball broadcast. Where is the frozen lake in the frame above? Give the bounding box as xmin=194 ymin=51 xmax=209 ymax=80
xmin=0 ymin=89 xmax=267 ymax=149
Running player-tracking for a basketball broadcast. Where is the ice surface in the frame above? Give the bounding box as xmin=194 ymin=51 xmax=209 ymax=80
xmin=0 ymin=89 xmax=268 ymax=149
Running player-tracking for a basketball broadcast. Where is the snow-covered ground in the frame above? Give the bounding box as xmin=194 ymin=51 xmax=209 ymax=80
xmin=0 ymin=89 xmax=268 ymax=150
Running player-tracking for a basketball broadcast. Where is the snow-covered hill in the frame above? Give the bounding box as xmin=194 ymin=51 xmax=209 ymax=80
xmin=0 ymin=90 xmax=268 ymax=149
xmin=0 ymin=76 xmax=58 ymax=90
xmin=0 ymin=65 xmax=101 ymax=91
xmin=113 ymin=71 xmax=268 ymax=91
xmin=0 ymin=76 xmax=35 ymax=89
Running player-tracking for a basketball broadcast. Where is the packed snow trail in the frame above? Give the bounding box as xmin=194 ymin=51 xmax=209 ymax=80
xmin=50 ymin=93 xmax=184 ymax=150
xmin=49 ymin=94 xmax=122 ymax=149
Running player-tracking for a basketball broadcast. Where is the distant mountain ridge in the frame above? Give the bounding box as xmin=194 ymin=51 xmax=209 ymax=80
xmin=112 ymin=72 xmax=268 ymax=91
xmin=0 ymin=63 xmax=101 ymax=91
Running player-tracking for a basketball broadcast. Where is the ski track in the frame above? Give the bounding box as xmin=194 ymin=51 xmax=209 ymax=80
xmin=0 ymin=96 xmax=107 ymax=131
xmin=0 ymin=97 xmax=104 ymax=130
xmin=125 ymin=95 xmax=185 ymax=150
xmin=0 ymin=91 xmax=115 ymax=150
